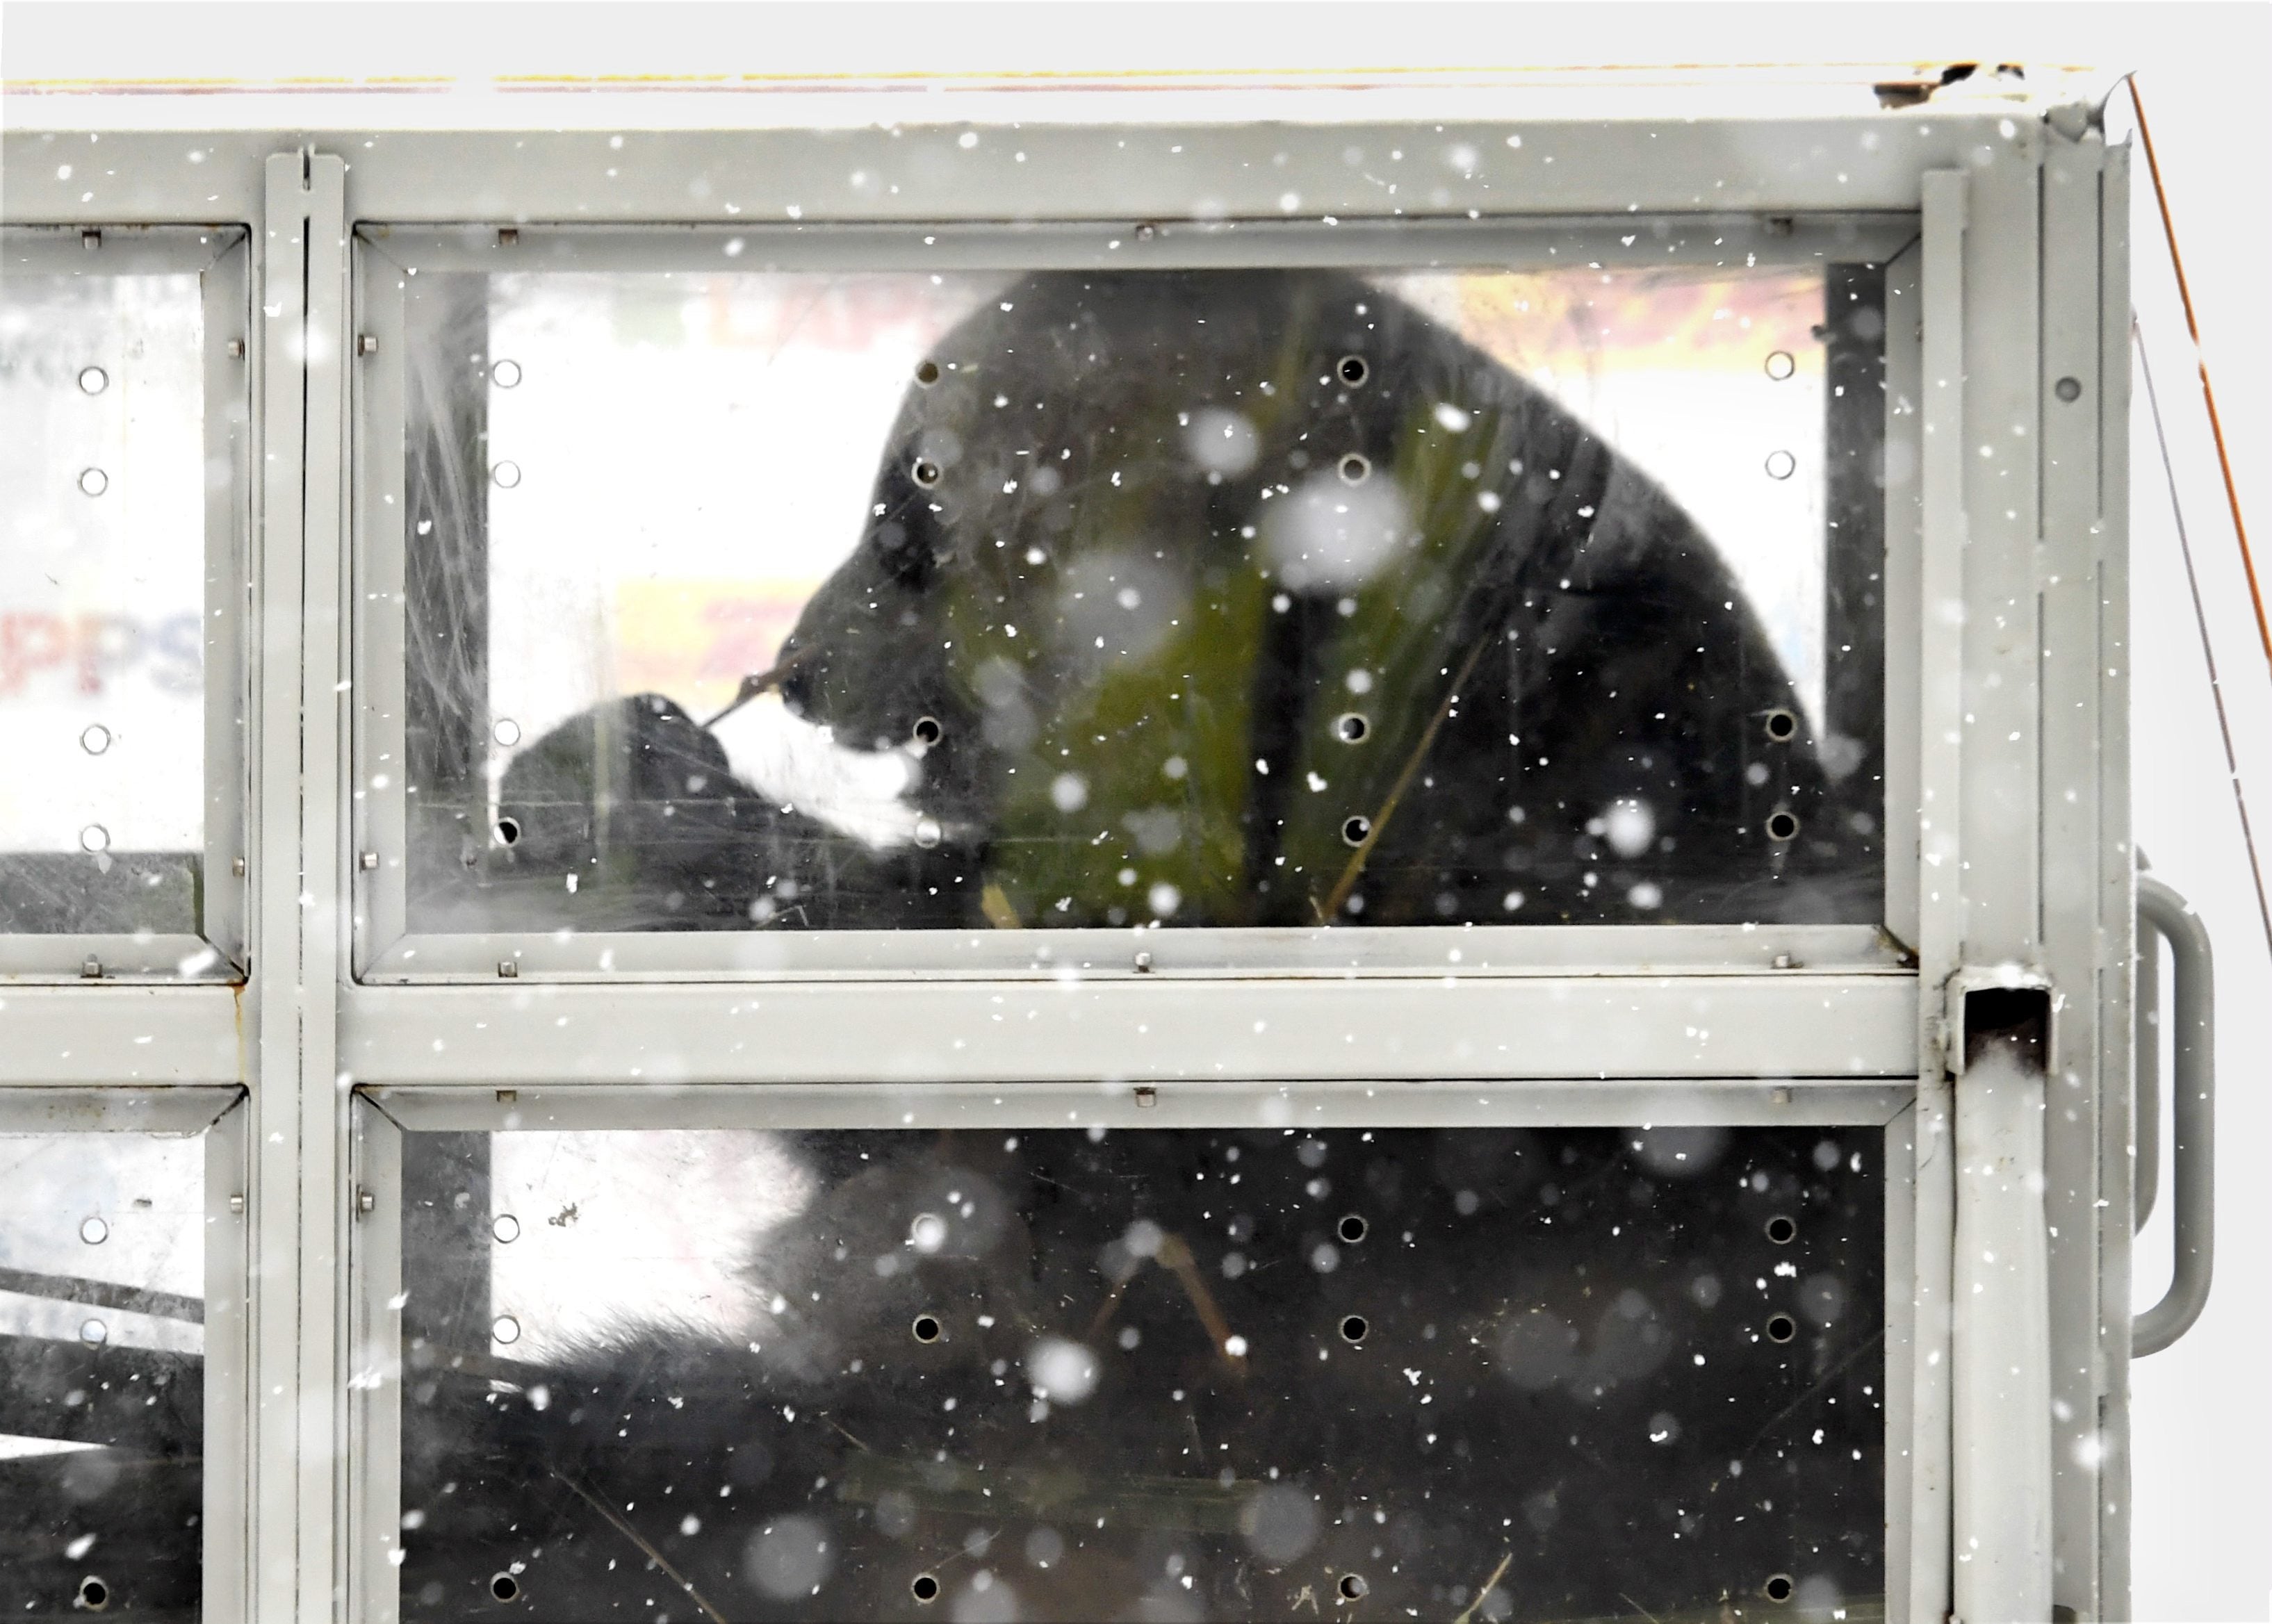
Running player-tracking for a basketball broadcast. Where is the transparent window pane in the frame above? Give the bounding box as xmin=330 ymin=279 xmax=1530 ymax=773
xmin=402 ymin=261 xmax=1885 ymax=933
xmin=396 ymin=1124 xmax=1883 ymax=1620
xmin=0 ymin=269 xmax=207 ymax=933
xmin=0 ymin=1132 xmax=206 ymax=1616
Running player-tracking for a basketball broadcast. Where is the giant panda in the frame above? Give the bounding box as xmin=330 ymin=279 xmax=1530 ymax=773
xmin=473 ymin=266 xmax=1878 ymax=933
xmin=393 ymin=1122 xmax=1886 ymax=1622
xmin=388 ymin=268 xmax=1888 ymax=1621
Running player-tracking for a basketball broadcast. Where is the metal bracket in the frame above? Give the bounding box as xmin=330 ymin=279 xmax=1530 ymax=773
xmin=1943 ymin=964 xmax=2056 ymax=1078
xmin=2133 ymin=876 xmax=2215 ymax=1356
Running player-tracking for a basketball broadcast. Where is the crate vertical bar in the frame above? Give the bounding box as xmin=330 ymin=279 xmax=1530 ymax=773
xmin=1951 ymin=126 xmax=2054 ymax=1623
xmin=2092 ymin=138 xmax=2136 ymax=1621
xmin=2039 ymin=120 xmax=2116 ymax=1619
xmin=1909 ymin=167 xmax=1968 ymax=1624
xmin=250 ymin=147 xmax=351 ymax=1623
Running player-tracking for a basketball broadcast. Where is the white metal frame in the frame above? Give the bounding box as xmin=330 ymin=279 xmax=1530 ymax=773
xmin=348 ymin=211 xmax=1915 ymax=985
xmin=0 ymin=92 xmax=2136 ymax=1624
xmin=0 ymin=223 xmax=252 ymax=979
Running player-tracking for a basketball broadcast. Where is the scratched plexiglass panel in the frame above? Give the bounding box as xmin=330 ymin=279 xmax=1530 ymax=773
xmin=394 ymin=1125 xmax=1883 ymax=1621
xmin=0 ymin=265 xmax=208 ymax=933
xmin=396 ymin=257 xmax=1886 ymax=934
xmin=0 ymin=1133 xmax=206 ymax=1618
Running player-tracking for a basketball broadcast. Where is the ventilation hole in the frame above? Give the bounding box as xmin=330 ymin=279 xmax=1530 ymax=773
xmin=79 ymin=824 xmax=109 ymax=855
xmin=915 ymin=359 xmax=941 ymax=387
xmin=911 ymin=715 xmax=943 ymax=747
xmin=1339 ymin=1573 xmax=1368 ymax=1601
xmin=80 ymin=1217 xmax=108 ymax=1245
xmin=1341 ymin=815 xmax=1371 ymax=848
xmin=491 ymin=359 xmax=523 ymax=388
xmin=492 ymin=717 xmax=521 ymax=747
xmin=1339 ymin=1314 xmax=1369 ymax=1344
xmin=1763 ymin=450 xmax=1797 ymax=482
xmin=1765 ymin=1215 xmax=1797 ymax=1245
xmin=1764 ymin=1573 xmax=1795 ymax=1603
xmin=490 ymin=460 xmax=521 ymax=490
xmin=2055 ymin=375 xmax=2082 ymax=403
xmin=79 ymin=724 xmax=112 ymax=755
xmin=492 ymin=1214 xmax=521 ymax=1245
xmin=1763 ymin=708 xmax=1798 ymax=741
xmin=489 ymin=1573 xmax=520 ymax=1604
xmin=1763 ymin=350 xmax=1796 ymax=382
xmin=911 ymin=1573 xmax=941 ymax=1602
xmin=77 ymin=366 xmax=109 ymax=395
xmin=1338 ymin=452 xmax=1371 ymax=485
xmin=1766 ymin=1313 xmax=1797 ymax=1344
xmin=493 ymin=817 xmax=521 ymax=847
xmin=1765 ymin=810 xmax=1800 ymax=842
xmin=1337 ymin=354 xmax=1369 ymax=388
xmin=78 ymin=467 xmax=108 ymax=497
xmin=911 ymin=458 xmax=942 ymax=487
xmin=913 ymin=817 xmax=943 ymax=851
xmin=1334 ymin=712 xmax=1369 ymax=744
xmin=76 ymin=1576 xmax=109 ymax=1612
xmin=491 ymin=1315 xmax=521 ymax=1345
xmin=1337 ymin=1213 xmax=1368 ymax=1243
xmin=911 ymin=1313 xmax=942 ymax=1344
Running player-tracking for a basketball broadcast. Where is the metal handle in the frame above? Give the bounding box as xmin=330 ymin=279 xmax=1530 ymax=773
xmin=2135 ymin=894 xmax=2161 ymax=1229
xmin=2133 ymin=876 xmax=2214 ymax=1356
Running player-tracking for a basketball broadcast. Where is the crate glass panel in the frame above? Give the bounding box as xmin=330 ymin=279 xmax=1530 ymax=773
xmin=394 ymin=250 xmax=1888 ymax=934
xmin=0 ymin=1131 xmax=208 ymax=1618
xmin=393 ymin=1123 xmax=1884 ymax=1621
xmin=0 ymin=253 xmax=212 ymax=935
